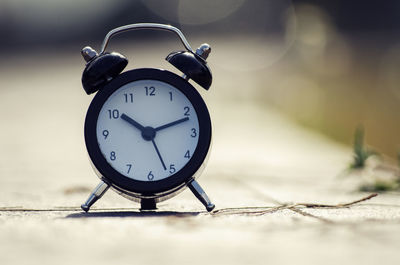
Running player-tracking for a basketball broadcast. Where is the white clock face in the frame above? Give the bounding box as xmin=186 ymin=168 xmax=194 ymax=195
xmin=96 ymin=80 xmax=200 ymax=182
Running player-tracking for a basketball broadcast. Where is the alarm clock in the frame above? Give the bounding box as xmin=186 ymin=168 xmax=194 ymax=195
xmin=80 ymin=23 xmax=215 ymax=212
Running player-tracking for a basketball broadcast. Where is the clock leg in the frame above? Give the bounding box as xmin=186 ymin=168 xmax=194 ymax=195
xmin=188 ymin=180 xmax=215 ymax=212
xmin=140 ymin=198 xmax=157 ymax=211
xmin=81 ymin=181 xmax=110 ymax=212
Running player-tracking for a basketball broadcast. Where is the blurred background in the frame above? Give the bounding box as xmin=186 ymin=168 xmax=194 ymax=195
xmin=0 ymin=0 xmax=399 ymax=159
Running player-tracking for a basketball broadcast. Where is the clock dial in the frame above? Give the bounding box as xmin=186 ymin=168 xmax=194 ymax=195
xmin=96 ymin=79 xmax=200 ymax=182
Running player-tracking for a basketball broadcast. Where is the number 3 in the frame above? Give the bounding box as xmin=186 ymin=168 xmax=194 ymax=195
xmin=190 ymin=128 xmax=197 ymax=137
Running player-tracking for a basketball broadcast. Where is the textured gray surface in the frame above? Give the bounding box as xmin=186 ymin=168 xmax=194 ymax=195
xmin=0 ymin=43 xmax=399 ymax=265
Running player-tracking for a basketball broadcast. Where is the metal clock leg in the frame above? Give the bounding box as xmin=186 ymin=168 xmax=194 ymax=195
xmin=188 ymin=180 xmax=215 ymax=212
xmin=81 ymin=181 xmax=110 ymax=212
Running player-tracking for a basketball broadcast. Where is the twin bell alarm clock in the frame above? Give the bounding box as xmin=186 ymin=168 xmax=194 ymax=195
xmin=80 ymin=23 xmax=215 ymax=212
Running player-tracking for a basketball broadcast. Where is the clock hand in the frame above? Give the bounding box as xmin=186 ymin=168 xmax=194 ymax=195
xmin=151 ymin=139 xmax=167 ymax=170
xmin=121 ymin=113 xmax=158 ymax=142
xmin=120 ymin=113 xmax=145 ymax=132
xmin=155 ymin=117 xmax=189 ymax=132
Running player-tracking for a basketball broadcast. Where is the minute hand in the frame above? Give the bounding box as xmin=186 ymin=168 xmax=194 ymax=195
xmin=155 ymin=117 xmax=189 ymax=132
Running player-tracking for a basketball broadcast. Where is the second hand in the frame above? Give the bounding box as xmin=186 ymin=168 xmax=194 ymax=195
xmin=151 ymin=139 xmax=167 ymax=171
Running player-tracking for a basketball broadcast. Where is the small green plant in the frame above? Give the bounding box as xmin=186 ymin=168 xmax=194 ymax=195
xmin=350 ymin=125 xmax=377 ymax=169
xmin=347 ymin=127 xmax=400 ymax=192
xmin=359 ymin=180 xmax=400 ymax=192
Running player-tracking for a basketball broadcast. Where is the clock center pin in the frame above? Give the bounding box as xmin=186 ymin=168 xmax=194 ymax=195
xmin=142 ymin=126 xmax=156 ymax=141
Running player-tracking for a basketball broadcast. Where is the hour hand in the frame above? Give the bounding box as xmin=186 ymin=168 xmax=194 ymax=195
xmin=121 ymin=113 xmax=145 ymax=132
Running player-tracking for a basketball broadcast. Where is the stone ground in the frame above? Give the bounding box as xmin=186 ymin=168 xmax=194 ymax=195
xmin=0 ymin=42 xmax=399 ymax=265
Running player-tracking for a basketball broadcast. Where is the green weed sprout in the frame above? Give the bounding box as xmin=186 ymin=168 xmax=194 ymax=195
xmin=350 ymin=126 xmax=377 ymax=169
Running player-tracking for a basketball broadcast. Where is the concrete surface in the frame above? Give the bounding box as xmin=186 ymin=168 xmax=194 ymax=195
xmin=0 ymin=43 xmax=399 ymax=265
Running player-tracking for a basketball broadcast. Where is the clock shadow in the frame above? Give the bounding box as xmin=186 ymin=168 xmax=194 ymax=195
xmin=66 ymin=210 xmax=201 ymax=218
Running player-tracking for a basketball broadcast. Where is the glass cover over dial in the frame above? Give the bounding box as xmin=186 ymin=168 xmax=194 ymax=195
xmin=96 ymin=80 xmax=200 ymax=182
